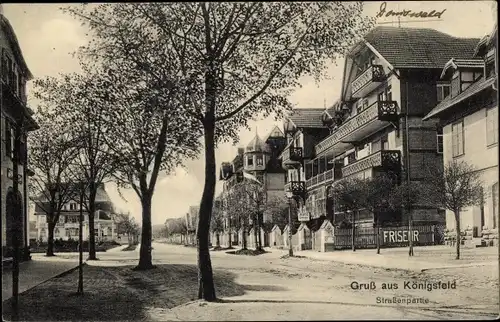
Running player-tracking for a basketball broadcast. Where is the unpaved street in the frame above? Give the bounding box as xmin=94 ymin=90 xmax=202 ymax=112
xmin=145 ymin=243 xmax=499 ymax=320
xmin=3 ymin=243 xmax=498 ymax=321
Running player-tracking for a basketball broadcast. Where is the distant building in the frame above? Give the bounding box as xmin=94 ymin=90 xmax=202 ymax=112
xmin=1 ymin=8 xmax=40 ymax=260
xmin=424 ymin=24 xmax=498 ymax=245
xmin=34 ymin=183 xmax=117 ymax=242
xmin=219 ymin=126 xmax=287 ymax=247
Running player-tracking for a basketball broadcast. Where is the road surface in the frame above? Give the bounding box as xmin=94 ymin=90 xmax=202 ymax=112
xmin=96 ymin=242 xmax=498 ymax=320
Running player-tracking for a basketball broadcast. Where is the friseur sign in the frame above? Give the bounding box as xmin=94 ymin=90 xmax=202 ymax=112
xmin=383 ymin=230 xmax=419 ymax=244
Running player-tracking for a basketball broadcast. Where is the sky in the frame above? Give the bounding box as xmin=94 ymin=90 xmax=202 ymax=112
xmin=3 ymin=2 xmax=496 ymax=225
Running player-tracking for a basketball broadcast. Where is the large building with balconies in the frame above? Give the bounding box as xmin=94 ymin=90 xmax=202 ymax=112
xmin=219 ymin=126 xmax=287 ymax=247
xmin=34 ymin=183 xmax=116 ymax=242
xmin=1 ymin=7 xmax=40 ymax=261
xmin=280 ymin=27 xmax=482 ymax=241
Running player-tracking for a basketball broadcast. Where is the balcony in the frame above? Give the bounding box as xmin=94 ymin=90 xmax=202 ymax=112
xmin=289 ymin=181 xmax=306 ymax=197
xmin=281 ymin=146 xmax=303 ymax=169
xmin=351 ymin=64 xmax=385 ymax=98
xmin=305 ymin=169 xmax=334 ymax=189
xmin=315 ymin=101 xmax=398 ymax=156
xmin=342 ymin=150 xmax=401 ymax=178
xmin=64 ymin=223 xmax=80 ymax=229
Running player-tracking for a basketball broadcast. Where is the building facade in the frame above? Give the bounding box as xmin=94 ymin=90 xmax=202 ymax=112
xmin=1 ymin=9 xmax=39 ymax=260
xmin=280 ymin=27 xmax=482 ymax=241
xmin=424 ymin=24 xmax=498 ymax=245
xmin=219 ymin=126 xmax=287 ymax=247
xmin=34 ymin=184 xmax=117 ymax=242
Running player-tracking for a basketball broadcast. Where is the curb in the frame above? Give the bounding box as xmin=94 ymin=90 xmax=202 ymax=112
xmin=2 ymin=262 xmax=86 ymax=303
xmin=52 ymin=262 xmax=87 ymax=279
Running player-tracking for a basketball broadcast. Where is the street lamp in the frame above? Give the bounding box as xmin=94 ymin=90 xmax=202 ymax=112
xmin=285 ymin=188 xmax=294 ymax=257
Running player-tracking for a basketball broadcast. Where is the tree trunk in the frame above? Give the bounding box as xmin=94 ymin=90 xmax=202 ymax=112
xmin=87 ymin=186 xmax=98 ymax=260
xmin=46 ymin=220 xmax=56 ymax=256
xmin=257 ymin=213 xmax=263 ymax=251
xmin=197 ymin=120 xmax=217 ymax=301
xmin=242 ymin=221 xmax=248 ymax=250
xmin=137 ymin=194 xmax=154 ymax=270
xmin=228 ymin=216 xmax=232 ymax=248
xmin=351 ymin=211 xmax=356 ymax=252
xmin=253 ymin=215 xmax=258 ymax=250
xmin=216 ymin=232 xmax=220 ymax=247
xmin=408 ymin=206 xmax=414 ymax=256
xmin=376 ymin=215 xmax=380 ymax=255
xmin=455 ymin=211 xmax=461 ymax=260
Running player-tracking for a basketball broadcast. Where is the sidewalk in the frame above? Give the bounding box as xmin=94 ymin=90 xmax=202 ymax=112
xmin=266 ymin=245 xmax=498 ymax=272
xmin=2 ymin=255 xmax=80 ymax=301
xmin=106 ymin=244 xmax=130 ymax=253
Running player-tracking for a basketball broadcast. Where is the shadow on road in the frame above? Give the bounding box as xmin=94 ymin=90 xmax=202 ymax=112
xmin=2 ymin=263 xmax=286 ymax=321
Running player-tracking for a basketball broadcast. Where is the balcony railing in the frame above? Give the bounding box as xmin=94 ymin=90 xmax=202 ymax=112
xmin=281 ymin=145 xmax=303 ymax=169
xmin=351 ymin=64 xmax=385 ymax=97
xmin=305 ymin=169 xmax=334 ymax=189
xmin=289 ymin=181 xmax=306 ymax=196
xmin=342 ymin=150 xmax=401 ymax=178
xmin=315 ymin=100 xmax=398 ymax=155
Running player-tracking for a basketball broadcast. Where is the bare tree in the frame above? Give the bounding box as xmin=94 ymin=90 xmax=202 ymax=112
xmin=211 ymin=200 xmax=224 ymax=248
xmin=358 ymin=174 xmax=400 ymax=254
xmin=426 ymin=160 xmax=483 ymax=259
xmin=28 ymin=107 xmax=80 ymax=256
xmin=331 ymin=177 xmax=367 ymax=252
xmin=33 ymin=73 xmax=118 ymax=260
xmin=66 ymin=2 xmax=374 ymax=300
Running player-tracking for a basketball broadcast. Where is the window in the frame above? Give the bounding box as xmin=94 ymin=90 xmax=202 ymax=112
xmin=381 ymin=136 xmax=389 ymax=151
xmin=247 ymin=156 xmax=253 ymax=166
xmin=486 ymin=107 xmax=498 ymax=146
xmin=437 ymin=83 xmax=451 ymax=102
xmin=357 ymin=99 xmax=369 ymax=113
xmin=67 ymin=216 xmax=78 ymax=223
xmin=485 ymin=51 xmax=496 ymax=78
xmin=5 ymin=121 xmax=13 ymax=158
xmin=69 ymin=203 xmax=77 ymax=211
xmin=256 ymin=155 xmax=263 ymax=166
xmin=437 ymin=127 xmax=444 ymax=153
xmin=452 ymin=120 xmax=464 ymax=157
xmin=1 ymin=52 xmax=9 ymax=83
xmin=386 ymin=85 xmax=392 ymax=101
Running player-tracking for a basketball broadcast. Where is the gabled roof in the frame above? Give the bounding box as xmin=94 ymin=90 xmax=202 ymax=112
xmin=246 ymin=134 xmax=270 ymax=153
xmin=285 ymin=108 xmax=327 ymax=130
xmin=424 ymin=76 xmax=496 ymax=120
xmin=440 ymin=58 xmax=484 ymax=79
xmin=0 ymin=14 xmax=33 ymax=79
xmin=320 ymin=219 xmax=334 ymax=230
xmin=264 ymin=125 xmax=284 ymax=142
xmin=361 ymin=27 xmax=480 ymax=69
xmin=474 ymin=23 xmax=498 ymax=57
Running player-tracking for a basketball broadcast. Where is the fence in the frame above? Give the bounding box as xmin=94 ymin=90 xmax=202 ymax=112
xmin=333 ymin=225 xmax=438 ymax=250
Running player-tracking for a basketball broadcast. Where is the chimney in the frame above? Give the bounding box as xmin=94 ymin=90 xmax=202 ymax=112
xmin=237 ymin=147 xmax=244 ymax=155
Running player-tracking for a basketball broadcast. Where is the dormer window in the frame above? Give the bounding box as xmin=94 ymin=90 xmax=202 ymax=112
xmin=485 ymin=49 xmax=496 ymax=78
xmin=437 ymin=82 xmax=451 ymax=103
xmin=247 ymin=156 xmax=253 ymax=166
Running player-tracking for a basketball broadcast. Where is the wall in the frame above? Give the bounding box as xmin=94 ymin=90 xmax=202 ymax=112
xmin=442 ymin=104 xmax=499 ymax=232
xmin=1 ymin=114 xmax=28 ymax=248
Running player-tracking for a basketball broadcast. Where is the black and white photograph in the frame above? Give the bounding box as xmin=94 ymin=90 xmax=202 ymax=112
xmin=1 ymin=1 xmax=499 ymax=320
